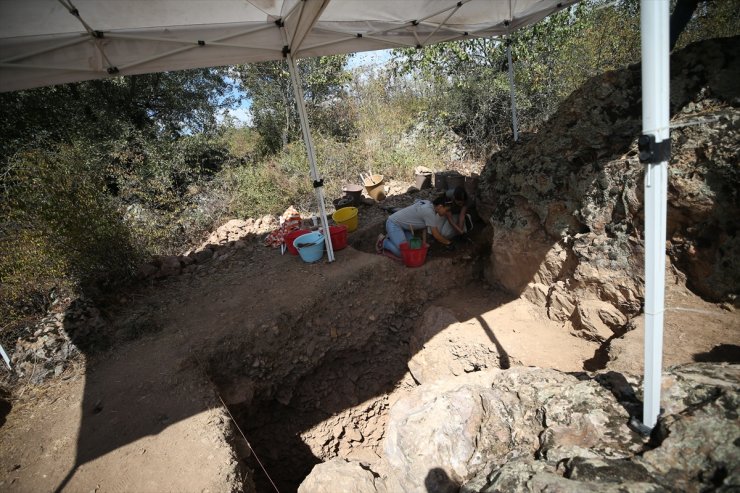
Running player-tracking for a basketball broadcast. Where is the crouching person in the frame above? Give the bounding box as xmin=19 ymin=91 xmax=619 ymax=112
xmin=377 ymin=196 xmax=453 ymax=259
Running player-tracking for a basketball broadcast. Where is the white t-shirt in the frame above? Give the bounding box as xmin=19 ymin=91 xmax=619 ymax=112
xmin=389 ymin=200 xmax=438 ymax=231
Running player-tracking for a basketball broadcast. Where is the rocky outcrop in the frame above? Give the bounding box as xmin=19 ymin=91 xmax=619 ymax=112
xmin=477 ymin=37 xmax=740 ymax=338
xmin=298 ymin=363 xmax=740 ymax=492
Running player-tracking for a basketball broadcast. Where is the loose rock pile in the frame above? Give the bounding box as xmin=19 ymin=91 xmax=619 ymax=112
xmin=135 ymin=216 xmax=278 ymax=280
xmin=1 ymin=297 xmax=109 ymax=386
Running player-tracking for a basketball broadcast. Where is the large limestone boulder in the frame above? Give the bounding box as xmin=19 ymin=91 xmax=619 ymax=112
xmin=298 ymin=459 xmax=389 ymax=493
xmin=462 ymin=458 xmax=664 ymax=493
xmin=383 ymin=368 xmax=642 ymax=492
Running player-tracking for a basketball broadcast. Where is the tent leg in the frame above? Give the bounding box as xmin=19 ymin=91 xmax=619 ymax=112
xmin=640 ymin=0 xmax=670 ymax=430
xmin=286 ymin=54 xmax=335 ymax=262
xmin=506 ymin=40 xmax=519 ymax=142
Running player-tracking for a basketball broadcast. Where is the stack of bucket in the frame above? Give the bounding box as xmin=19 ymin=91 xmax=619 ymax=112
xmin=285 ymin=208 xmax=356 ymax=263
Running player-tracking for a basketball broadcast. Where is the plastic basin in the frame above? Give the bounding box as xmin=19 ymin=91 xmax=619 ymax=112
xmin=363 ymin=174 xmax=385 ymax=201
xmin=342 ymin=184 xmax=364 ymax=206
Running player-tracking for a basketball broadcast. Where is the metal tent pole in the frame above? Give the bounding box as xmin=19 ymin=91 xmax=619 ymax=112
xmin=286 ymin=53 xmax=335 ymax=262
xmin=640 ymin=0 xmax=670 ymax=430
xmin=506 ymin=39 xmax=519 ymax=142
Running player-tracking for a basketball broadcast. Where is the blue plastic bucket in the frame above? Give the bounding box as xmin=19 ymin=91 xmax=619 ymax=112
xmin=293 ymin=231 xmax=325 ymax=263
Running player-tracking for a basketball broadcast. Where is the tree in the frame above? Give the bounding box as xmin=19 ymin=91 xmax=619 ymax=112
xmin=0 ymin=68 xmax=233 ymax=163
xmin=391 ymin=0 xmax=738 ymax=158
xmin=233 ymin=55 xmax=352 ymax=155
xmin=390 ymin=1 xmax=642 ymax=155
xmin=0 ymin=68 xmax=236 ymax=326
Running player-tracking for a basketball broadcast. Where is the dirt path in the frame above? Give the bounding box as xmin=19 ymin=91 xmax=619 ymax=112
xmin=1 ymin=201 xmax=738 ymax=492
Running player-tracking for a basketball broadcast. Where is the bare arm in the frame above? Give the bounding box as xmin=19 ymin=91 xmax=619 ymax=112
xmin=456 ymin=205 xmax=468 ymax=232
xmin=430 ymin=226 xmax=451 ymax=246
xmin=446 ymin=210 xmax=465 ymax=235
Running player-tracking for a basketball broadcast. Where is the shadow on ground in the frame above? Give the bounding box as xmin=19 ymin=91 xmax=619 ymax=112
xmin=44 ymin=215 xmax=529 ymax=492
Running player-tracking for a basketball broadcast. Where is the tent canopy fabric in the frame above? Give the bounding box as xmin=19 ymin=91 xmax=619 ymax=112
xmin=0 ymin=0 xmax=576 ymax=92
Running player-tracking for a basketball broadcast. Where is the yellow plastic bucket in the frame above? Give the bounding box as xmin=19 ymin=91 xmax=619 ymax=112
xmin=332 ymin=206 xmax=358 ymax=232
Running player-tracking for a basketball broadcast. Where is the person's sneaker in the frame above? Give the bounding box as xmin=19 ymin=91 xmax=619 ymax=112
xmin=375 ymin=233 xmax=385 ymax=254
xmin=465 ymin=214 xmax=474 ymax=232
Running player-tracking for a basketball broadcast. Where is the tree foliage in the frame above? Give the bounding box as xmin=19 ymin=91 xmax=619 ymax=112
xmin=233 ymin=55 xmax=353 ymax=155
xmin=0 ymin=69 xmax=234 ymax=325
xmin=391 ymin=0 xmax=737 ymax=157
xmin=0 ymin=69 xmax=232 ymax=161
xmin=1 ymin=144 xmax=140 ymax=322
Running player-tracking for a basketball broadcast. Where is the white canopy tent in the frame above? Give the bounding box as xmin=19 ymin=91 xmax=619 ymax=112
xmin=0 ymin=0 xmax=580 ymax=91
xmin=0 ymin=0 xmax=669 ymax=429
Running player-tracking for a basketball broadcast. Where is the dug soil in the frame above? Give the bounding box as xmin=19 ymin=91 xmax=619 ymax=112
xmin=0 ymin=187 xmax=738 ymax=493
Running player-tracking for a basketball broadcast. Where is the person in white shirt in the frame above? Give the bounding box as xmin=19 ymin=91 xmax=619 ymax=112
xmin=378 ymin=195 xmax=453 ymax=258
xmin=441 ymin=186 xmax=473 ymax=238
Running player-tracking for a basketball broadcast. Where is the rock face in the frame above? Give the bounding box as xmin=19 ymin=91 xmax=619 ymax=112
xmin=298 ymin=363 xmax=740 ymax=493
xmin=476 ymin=37 xmax=740 ymax=338
xmin=298 ymin=459 xmax=389 ymax=493
xmin=383 ymin=368 xmax=643 ymax=492
xmin=407 ymin=307 xmax=509 ymax=384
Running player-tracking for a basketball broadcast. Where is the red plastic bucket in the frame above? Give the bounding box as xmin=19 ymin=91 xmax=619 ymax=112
xmin=328 ymin=224 xmax=348 ymax=251
xmin=284 ymin=229 xmax=310 ymax=256
xmin=400 ymin=242 xmax=429 ymax=267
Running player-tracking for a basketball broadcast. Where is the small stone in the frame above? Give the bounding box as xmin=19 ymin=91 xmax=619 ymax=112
xmin=332 ymin=423 xmax=344 ymax=438
xmin=346 ymin=427 xmax=363 ymax=442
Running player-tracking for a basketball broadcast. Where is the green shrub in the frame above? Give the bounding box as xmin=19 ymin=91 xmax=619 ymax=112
xmin=0 ymin=144 xmax=143 ymax=326
xmin=0 ymin=228 xmax=69 ymax=323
